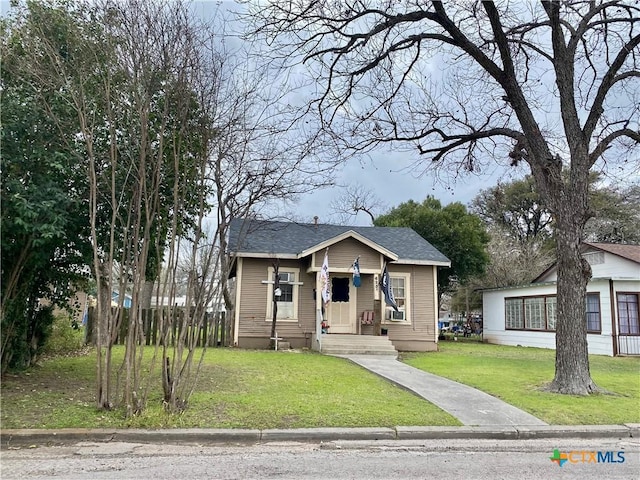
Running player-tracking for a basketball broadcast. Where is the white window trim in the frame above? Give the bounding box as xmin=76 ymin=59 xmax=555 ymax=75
xmin=265 ymin=266 xmax=301 ymax=322
xmin=382 ymin=272 xmax=411 ymax=325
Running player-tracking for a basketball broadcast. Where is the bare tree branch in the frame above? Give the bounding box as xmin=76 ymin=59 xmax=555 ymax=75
xmin=329 ymin=184 xmax=386 ymax=225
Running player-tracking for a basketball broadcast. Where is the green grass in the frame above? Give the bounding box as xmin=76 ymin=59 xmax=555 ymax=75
xmin=0 ymin=347 xmax=459 ymax=429
xmin=403 ymin=342 xmax=640 ymax=425
xmin=3 ymin=343 xmax=638 ymax=429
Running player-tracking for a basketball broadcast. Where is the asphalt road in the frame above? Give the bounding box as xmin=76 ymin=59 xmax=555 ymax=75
xmin=1 ymin=437 xmax=638 ymax=479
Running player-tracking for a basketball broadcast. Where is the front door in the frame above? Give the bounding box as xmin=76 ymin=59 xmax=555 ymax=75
xmin=328 ymin=276 xmax=356 ymax=334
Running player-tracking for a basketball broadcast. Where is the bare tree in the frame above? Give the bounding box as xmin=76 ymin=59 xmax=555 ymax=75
xmin=89 ymin=0 xmax=220 ymax=415
xmin=329 ymin=184 xmax=386 ymax=225
xmin=482 ymin=226 xmax=555 ymax=288
xmin=146 ymin=4 xmax=340 ymax=408
xmin=9 ymin=0 xmax=336 ymax=414
xmin=248 ymin=1 xmax=640 ymax=394
xmin=201 ymin=30 xmax=338 ymax=324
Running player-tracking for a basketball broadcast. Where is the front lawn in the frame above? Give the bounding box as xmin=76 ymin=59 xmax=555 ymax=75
xmin=403 ymin=342 xmax=640 ymax=425
xmin=0 ymin=347 xmax=459 ymax=429
xmin=3 ymin=343 xmax=637 ymax=429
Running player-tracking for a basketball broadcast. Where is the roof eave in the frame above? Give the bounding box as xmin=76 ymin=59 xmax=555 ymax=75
xmin=393 ymin=259 xmax=451 ymax=267
xmin=232 ymin=252 xmax=299 ymax=260
xmin=481 ymin=275 xmax=639 ymax=293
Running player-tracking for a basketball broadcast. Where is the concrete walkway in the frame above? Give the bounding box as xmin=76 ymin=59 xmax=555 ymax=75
xmin=339 ymin=355 xmax=548 ymax=427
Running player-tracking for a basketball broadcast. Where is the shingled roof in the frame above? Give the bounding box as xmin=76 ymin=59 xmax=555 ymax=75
xmin=228 ymin=218 xmax=450 ymax=265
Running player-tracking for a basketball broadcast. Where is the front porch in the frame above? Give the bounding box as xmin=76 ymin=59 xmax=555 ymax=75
xmin=313 ymin=333 xmax=397 ymax=356
xmin=314 ymin=294 xmax=397 ymax=355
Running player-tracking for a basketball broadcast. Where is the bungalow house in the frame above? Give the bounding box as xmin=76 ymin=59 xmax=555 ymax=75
xmin=482 ymin=242 xmax=640 ymax=356
xmin=227 ymin=218 xmax=450 ymax=354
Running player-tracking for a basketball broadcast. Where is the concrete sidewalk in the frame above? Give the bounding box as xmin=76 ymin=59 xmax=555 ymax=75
xmin=338 ymin=354 xmax=547 ymax=426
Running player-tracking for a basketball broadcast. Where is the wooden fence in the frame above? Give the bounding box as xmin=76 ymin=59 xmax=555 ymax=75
xmin=85 ymin=307 xmax=231 ymax=348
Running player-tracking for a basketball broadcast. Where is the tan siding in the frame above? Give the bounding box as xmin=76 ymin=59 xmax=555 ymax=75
xmin=312 ymin=238 xmax=380 ymax=270
xmin=238 ymin=258 xmax=269 ymax=336
xmin=237 ymin=253 xmax=438 ymax=350
xmin=356 ymin=274 xmax=375 ymax=314
xmin=238 ymin=258 xmax=316 ymax=339
xmin=356 ymin=274 xmax=376 ymax=326
xmin=412 ymin=265 xmax=436 ymax=337
xmin=384 ymin=264 xmax=437 ymax=345
xmin=297 ymin=267 xmax=317 ymax=332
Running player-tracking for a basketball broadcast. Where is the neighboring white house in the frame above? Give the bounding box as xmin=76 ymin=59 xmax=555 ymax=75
xmin=482 ymin=243 xmax=640 ymax=356
xmin=150 ymin=295 xmax=226 ymax=313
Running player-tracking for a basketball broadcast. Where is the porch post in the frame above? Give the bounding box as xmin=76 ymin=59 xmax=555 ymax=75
xmin=316 ymin=271 xmax=323 ymax=351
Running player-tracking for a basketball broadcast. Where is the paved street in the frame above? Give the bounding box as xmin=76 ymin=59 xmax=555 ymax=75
xmin=1 ymin=437 xmax=638 ymax=479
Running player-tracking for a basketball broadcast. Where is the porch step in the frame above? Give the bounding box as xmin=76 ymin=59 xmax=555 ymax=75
xmin=320 ymin=334 xmax=397 ymax=356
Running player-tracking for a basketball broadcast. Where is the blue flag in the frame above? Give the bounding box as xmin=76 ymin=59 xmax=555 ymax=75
xmin=352 ymin=257 xmax=361 ymax=287
xmin=380 ymin=264 xmax=399 ymax=312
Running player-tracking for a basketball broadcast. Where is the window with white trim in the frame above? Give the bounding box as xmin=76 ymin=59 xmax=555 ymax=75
xmin=265 ymin=267 xmax=301 ymax=321
xmin=383 ymin=274 xmax=410 ymax=323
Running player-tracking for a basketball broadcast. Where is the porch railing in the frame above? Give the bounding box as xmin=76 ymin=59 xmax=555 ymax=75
xmin=616 ymin=335 xmax=640 ymax=356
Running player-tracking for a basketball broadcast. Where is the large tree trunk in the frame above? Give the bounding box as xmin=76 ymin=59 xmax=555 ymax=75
xmin=547 ymin=191 xmax=598 ymax=395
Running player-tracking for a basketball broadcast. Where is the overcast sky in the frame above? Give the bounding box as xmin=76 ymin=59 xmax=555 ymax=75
xmin=290 ymin=150 xmax=527 ymax=226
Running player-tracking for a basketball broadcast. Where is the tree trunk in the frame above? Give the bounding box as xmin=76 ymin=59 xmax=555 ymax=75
xmin=140 ymin=280 xmax=154 ymax=309
xmin=547 ymin=197 xmax=598 ymax=395
xmin=95 ymin=267 xmax=113 ymax=410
